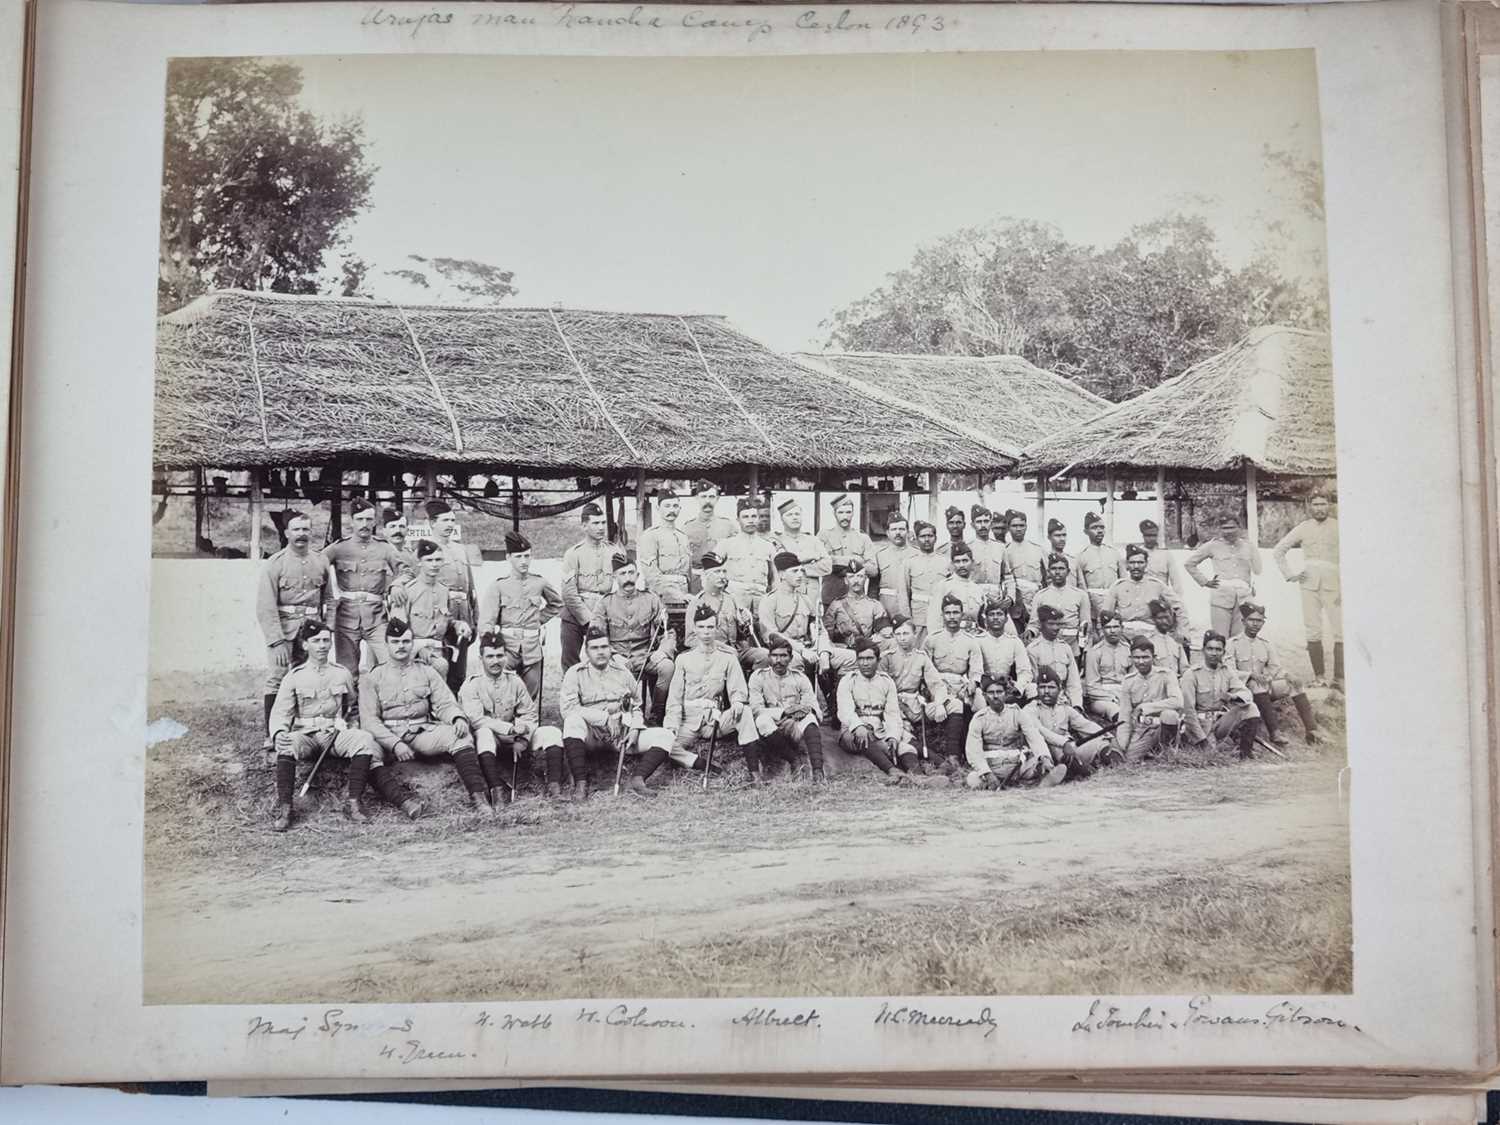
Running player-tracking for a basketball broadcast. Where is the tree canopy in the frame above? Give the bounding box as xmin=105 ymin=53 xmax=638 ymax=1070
xmin=823 ymin=211 xmax=1327 ymax=402
xmin=159 ymin=59 xmax=375 ymax=314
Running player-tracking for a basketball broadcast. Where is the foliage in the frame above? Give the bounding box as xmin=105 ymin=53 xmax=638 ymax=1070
xmin=159 ymin=59 xmax=375 ymax=314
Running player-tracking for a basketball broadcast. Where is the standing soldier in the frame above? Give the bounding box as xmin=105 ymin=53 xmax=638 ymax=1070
xmin=746 ymin=633 xmax=827 ymax=781
xmin=1102 ymin=544 xmax=1188 ymax=643
xmin=1001 ymin=511 xmax=1047 ymax=617
xmin=903 ymin=520 xmax=951 ymax=642
xmin=976 ymin=599 xmax=1033 ymax=698
xmin=719 ymin=497 xmax=777 ymax=621
xmin=594 ymin=556 xmax=676 ymax=720
xmin=927 ymin=593 xmax=984 ymax=763
xmin=400 ymin=540 xmax=457 ymax=681
xmin=819 ymin=493 xmax=877 ymax=607
xmin=1147 ymin=598 xmax=1190 ymax=677
xmin=680 ymin=482 xmax=734 ymax=587
xmin=925 ymin=542 xmax=994 ymax=635
xmin=837 ymin=638 xmax=920 ymax=784
xmin=1034 ymin=552 xmax=1093 ymax=660
xmin=558 ymin=623 xmax=675 ymax=801
xmin=1027 ymin=604 xmax=1084 ymax=710
xmin=1077 ymin=512 xmax=1123 ymax=618
xmin=1185 ymin=512 xmax=1261 ymax=639
xmin=935 ymin=505 xmax=969 ymax=560
xmin=773 ymin=499 xmax=831 ymax=584
xmin=1139 ymin=518 xmax=1185 ymax=597
xmin=256 ymin=509 xmax=332 ymax=758
xmin=1118 ymin=635 xmax=1184 ymax=763
xmin=882 ymin=616 xmax=956 ymax=764
xmin=967 ymin=504 xmax=1006 ymax=588
xmin=460 ymin=630 xmax=563 ymax=806
xmin=266 ymin=619 xmax=383 ymax=831
xmin=1272 ymin=492 xmax=1342 ymax=690
xmin=872 ymin=513 xmax=917 ymax=619
xmin=477 ymin=530 xmax=562 ymax=702
xmin=423 ymin=500 xmax=479 ymax=691
xmin=684 ymin=551 xmax=768 ymax=675
xmin=1180 ymin=631 xmax=1260 ymax=759
xmin=1044 ymin=519 xmax=1084 ymax=587
xmin=1024 ymin=666 xmax=1113 ymax=780
xmin=824 ymin=566 xmax=883 ymax=646
xmin=559 ymin=501 xmax=623 ymax=670
xmin=359 ymin=620 xmax=489 ymax=815
xmin=760 ymin=552 xmax=855 ymax=707
xmin=381 ymin=508 xmax=419 ymax=579
xmin=1084 ymin=611 xmax=1132 ymax=723
xmin=1227 ymin=602 xmax=1322 ymax=745
xmin=664 ymin=604 xmax=750 ymax=780
xmin=963 ymin=675 xmax=1064 ymax=790
xmin=325 ymin=497 xmax=408 ymax=689
xmin=637 ymin=489 xmax=693 ymax=646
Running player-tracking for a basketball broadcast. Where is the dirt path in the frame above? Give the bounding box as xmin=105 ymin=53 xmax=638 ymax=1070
xmin=144 ymin=756 xmax=1348 ymax=1004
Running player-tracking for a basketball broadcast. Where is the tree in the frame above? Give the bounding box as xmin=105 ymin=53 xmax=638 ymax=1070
xmin=159 ymin=59 xmax=375 ymax=313
xmin=377 ymin=255 xmax=518 ymax=304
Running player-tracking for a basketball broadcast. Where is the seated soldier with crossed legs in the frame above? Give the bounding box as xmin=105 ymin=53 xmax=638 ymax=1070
xmin=267 ymin=619 xmax=384 ymax=832
xmin=1118 ymin=635 xmax=1184 ymax=763
xmin=836 ymin=638 xmax=919 ymax=786
xmin=459 ymin=630 xmax=562 ymax=806
xmin=1180 ymin=630 xmax=1261 ymax=760
xmin=1024 ymin=665 xmax=1118 ymax=779
xmin=359 ymin=619 xmax=486 ymax=817
xmin=745 ymin=633 xmax=826 ymax=783
xmin=1083 ymin=610 xmax=1131 ymax=723
xmin=1227 ymin=601 xmax=1321 ymax=745
xmin=963 ymin=674 xmax=1066 ymax=791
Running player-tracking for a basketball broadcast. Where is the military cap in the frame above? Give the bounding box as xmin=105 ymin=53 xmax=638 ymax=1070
xmin=1046 ymin=551 xmax=1071 ymax=569
xmin=830 ymin=493 xmax=853 ymax=510
xmin=694 ymin=480 xmax=717 ymax=496
xmin=949 ymin=541 xmax=973 ymax=559
xmin=773 ymin=551 xmax=801 ymax=572
xmin=298 ymin=618 xmax=332 ymax=641
xmin=1004 ymin=509 xmax=1024 ymax=523
xmin=980 ymin=673 xmax=1012 ymax=692
xmin=1047 ymin=518 xmax=1065 ymax=534
xmin=504 ymin=530 xmax=531 ymax=553
xmin=852 ymin=637 xmax=880 ymax=656
xmin=1034 ymin=665 xmax=1061 ymax=686
xmin=776 ymin=498 xmax=799 ymax=515
xmin=386 ymin=619 xmax=412 ymax=639
xmin=889 ymin=614 xmax=912 ymax=630
xmin=1240 ymin=601 xmax=1267 ymax=619
xmin=692 ymin=603 xmax=717 ymax=622
xmin=1036 ymin=604 xmax=1063 ymax=623
xmin=990 ymin=508 xmax=1008 ymax=523
xmin=350 ymin=497 xmax=376 ymax=515
xmin=580 ymin=501 xmax=604 ymax=520
xmin=381 ymin=507 xmax=404 ymax=526
xmin=736 ymin=496 xmax=759 ymax=513
xmin=584 ymin=621 xmax=610 ymax=642
xmin=1129 ymin=635 xmax=1156 ymax=653
xmin=982 ymin=597 xmax=1009 ymax=615
xmin=1124 ymin=543 xmax=1149 ymax=561
xmin=871 ymin=615 xmax=894 ymax=634
xmin=945 ymin=505 xmax=964 ymax=520
xmin=1203 ymin=629 xmax=1227 ymax=648
xmin=971 ymin=503 xmax=989 ymax=519
xmin=941 ymin=592 xmax=964 ymax=610
xmin=416 ymin=540 xmax=439 ymax=559
xmin=654 ymin=487 xmax=680 ymax=501
xmin=425 ymin=499 xmax=452 ymax=519
xmin=1084 ymin=511 xmax=1103 ymax=528
xmin=846 ymin=566 xmax=869 ymax=584
xmin=1147 ymin=598 xmax=1171 ymax=616
xmin=912 ymin=519 xmax=935 ymax=535
xmin=698 ymin=550 xmax=725 ymax=571
xmin=611 ymin=554 xmax=636 ymax=572
xmin=1139 ymin=518 xmax=1159 ymax=533
xmin=1097 ymin=609 xmax=1120 ymax=626
xmin=477 ymin=629 xmax=505 ymax=650
xmin=765 ymin=632 xmax=793 ymax=654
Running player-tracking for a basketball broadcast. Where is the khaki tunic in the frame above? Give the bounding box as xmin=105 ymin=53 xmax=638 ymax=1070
xmin=1027 ymin=635 xmax=1084 ymax=708
xmin=256 ymin=546 xmax=331 ymax=646
xmin=560 ymin=539 xmax=623 ymax=627
xmin=665 ymin=645 xmax=749 ymax=734
xmin=964 ymin=705 xmax=1049 ymax=774
xmin=359 ymin=659 xmax=465 ymax=751
xmin=718 ymin=532 xmax=777 ymax=601
xmin=873 ymin=541 xmax=918 ymax=616
xmin=825 ymin=594 xmax=883 ymax=644
xmin=637 ymin=523 xmax=693 ymax=607
xmin=478 ymin=572 xmax=563 ymax=666
xmin=835 ymin=670 xmax=906 ymax=746
xmin=904 ymin=551 xmax=953 ymax=626
xmin=459 ymin=668 xmax=540 ymax=731
xmin=819 ymin=524 xmax=877 ymax=603
xmin=269 ymin=660 xmax=355 ymax=734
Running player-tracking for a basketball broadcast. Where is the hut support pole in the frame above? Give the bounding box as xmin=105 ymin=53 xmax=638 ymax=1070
xmin=927 ymin=473 xmax=941 ymax=526
xmin=330 ymin=466 xmax=343 ymax=540
xmin=1104 ymin=467 xmax=1117 ymax=542
xmin=748 ymin=466 xmax=760 ymax=500
xmin=1034 ymin=475 xmax=1046 ymax=536
xmin=1246 ymin=463 xmax=1260 ymax=547
xmin=249 ymin=475 xmax=263 ymax=561
xmin=636 ymin=469 xmax=650 ymax=531
xmin=193 ymin=468 xmax=206 ymax=553
xmin=423 ymin=463 xmax=438 ymax=504
xmin=1154 ymin=466 xmax=1167 ymax=541
xmin=605 ymin=481 xmax=618 ymax=541
xmin=813 ymin=487 xmax=821 ymax=534
xmin=510 ymin=473 xmax=521 ymax=533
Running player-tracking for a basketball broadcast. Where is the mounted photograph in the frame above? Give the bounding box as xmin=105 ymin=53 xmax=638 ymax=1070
xmin=144 ymin=48 xmax=1348 ymax=1005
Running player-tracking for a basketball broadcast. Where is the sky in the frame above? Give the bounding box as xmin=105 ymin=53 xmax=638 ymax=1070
xmin=284 ymin=49 xmax=1326 ymax=352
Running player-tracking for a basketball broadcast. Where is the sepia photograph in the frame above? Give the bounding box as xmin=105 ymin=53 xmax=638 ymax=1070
xmin=143 ymin=48 xmax=1349 ymax=1005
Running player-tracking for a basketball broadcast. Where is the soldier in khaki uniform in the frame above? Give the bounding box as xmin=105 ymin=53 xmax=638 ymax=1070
xmin=1000 ymin=511 xmax=1047 ymax=618
xmin=925 ymin=542 xmax=995 ymax=635
xmin=680 ymin=482 xmax=735 ymax=588
xmin=718 ymin=497 xmax=777 ymax=621
xmin=637 ymin=490 xmax=693 ymax=644
xmin=818 ymin=492 xmax=877 ymax=607
xmin=935 ymin=505 xmax=968 ymax=561
xmin=595 ymin=556 xmax=676 ymax=720
xmin=1227 ymin=602 xmax=1321 ymax=745
xmin=1139 ymin=519 xmax=1185 ymax=597
xmin=903 ymin=520 xmax=952 ymax=644
xmin=359 ymin=620 xmax=488 ymax=815
xmin=663 ymin=604 xmax=749 ymax=781
xmin=773 ymin=499 xmax=831 ymax=584
xmin=967 ymin=504 xmax=1006 ymax=587
xmin=1034 ymin=552 xmax=1093 ymax=659
xmin=400 ymin=540 xmax=458 ymax=682
xmin=926 ymin=593 xmax=984 ymax=763
xmin=1180 ymin=631 xmax=1260 ymax=758
xmin=1118 ymin=636 xmax=1184 ymax=763
xmin=1273 ymin=492 xmax=1342 ymax=689
xmin=684 ymin=550 xmax=768 ymax=675
xmin=872 ymin=514 xmax=917 ymax=619
xmin=1044 ymin=519 xmax=1084 ymax=588
xmin=255 ymin=510 xmax=333 ymax=754
xmin=836 ymin=638 xmax=919 ymax=784
xmin=422 ymin=500 xmax=479 ymax=690
xmin=1027 ymin=605 xmax=1085 ymax=710
xmin=558 ymin=624 xmax=675 ymax=801
xmin=1084 ymin=611 xmax=1132 ymax=722
xmin=460 ymin=630 xmax=563 ymax=806
xmin=560 ymin=502 xmax=624 ymax=670
xmin=881 ymin=616 xmax=957 ymax=763
xmin=477 ymin=530 xmax=563 ymax=701
xmin=1185 ymin=512 xmax=1261 ymax=639
xmin=824 ymin=566 xmax=883 ymax=646
xmin=381 ymin=507 xmax=419 ymax=581
xmin=267 ymin=619 xmax=384 ymax=831
xmin=963 ymin=675 xmax=1064 ymax=790
xmin=1077 ymin=512 xmax=1123 ymax=618
xmin=1023 ymin=665 xmax=1113 ymax=780
xmin=1147 ymin=598 xmax=1190 ymax=677
xmin=975 ymin=599 xmax=1032 ymax=698
xmin=325 ymin=497 xmax=409 ymax=688
xmin=759 ymin=551 xmax=855 ymax=708
xmin=746 ymin=633 xmax=826 ymax=781
xmin=1102 ymin=544 xmax=1188 ymax=644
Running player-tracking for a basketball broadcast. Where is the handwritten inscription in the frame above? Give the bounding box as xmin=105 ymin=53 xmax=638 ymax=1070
xmin=360 ymin=5 xmax=951 ymax=42
xmin=1072 ymin=996 xmax=1363 ymax=1035
xmin=476 ymin=1009 xmax=553 ymax=1031
xmin=732 ymin=1006 xmax=822 ymax=1029
xmin=874 ymin=1002 xmax=998 ymax=1039
xmin=575 ymin=1004 xmax=691 ymax=1029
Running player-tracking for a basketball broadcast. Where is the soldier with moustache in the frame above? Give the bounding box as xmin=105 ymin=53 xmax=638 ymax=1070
xmin=1147 ymin=597 xmax=1190 ymax=677
xmin=663 ymin=603 xmax=750 ymax=781
xmin=1180 ymin=630 xmax=1260 ymax=759
xmin=1024 ymin=665 xmax=1115 ymax=780
xmin=594 ymin=555 xmax=676 ymax=720
xmin=975 ymin=598 xmax=1032 ymax=699
xmin=422 ymin=500 xmax=479 ymax=691
xmin=818 ymin=492 xmax=878 ymax=607
xmin=837 ymin=638 xmax=922 ymax=785
xmin=1034 ymin=552 xmax=1093 ymax=661
xmin=925 ymin=541 xmax=995 ymax=636
xmin=559 ymin=501 xmax=624 ymax=670
xmin=1000 ymin=510 xmax=1047 ymax=618
xmin=935 ymin=505 xmax=968 ymax=561
xmin=460 ymin=629 xmax=563 ymax=806
xmin=967 ymin=504 xmax=1006 ymax=588
xmin=399 ymin=539 xmax=460 ymax=682
xmin=759 ymin=551 xmax=855 ymax=693
xmin=824 ymin=566 xmax=884 ymax=647
xmin=963 ymin=674 xmax=1065 ymax=791
xmin=1027 ymin=604 xmax=1085 ymax=710
xmin=718 ymin=496 xmax=777 ymax=620
xmin=1227 ymin=601 xmax=1321 ymax=745
xmin=926 ymin=593 xmax=984 ymax=764
xmin=684 ymin=550 xmax=769 ymax=675
xmin=255 ymin=509 xmax=333 ymax=757
xmin=1077 ymin=512 xmax=1123 ymax=618
xmin=637 ymin=488 xmax=693 ymax=645
xmin=680 ymin=482 xmax=735 ymax=588
xmin=745 ymin=632 xmax=827 ymax=781
xmin=872 ymin=513 xmax=917 ymax=619
xmin=773 ymin=499 xmax=831 ymax=585
xmin=1139 ymin=518 xmax=1186 ymax=597
xmin=1043 ymin=519 xmax=1084 ymax=588
xmin=477 ymin=530 xmax=563 ymax=702
xmin=881 ymin=614 xmax=957 ymax=763
xmin=1273 ymin=492 xmax=1342 ymax=690
xmin=1117 ymin=635 xmax=1184 ymax=762
xmin=1185 ymin=511 xmax=1261 ymax=639
xmin=325 ymin=497 xmax=409 ymax=688
xmin=1102 ymin=544 xmax=1188 ymax=643
xmin=903 ymin=519 xmax=952 ymax=644
xmin=1084 ymin=611 xmax=1132 ymax=723
xmin=381 ymin=508 xmax=419 ymax=579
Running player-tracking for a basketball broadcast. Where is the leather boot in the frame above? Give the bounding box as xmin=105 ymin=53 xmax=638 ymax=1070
xmin=343 ymin=798 xmax=370 ymax=823
xmin=470 ymin=790 xmax=497 ymax=817
xmin=546 ymin=780 xmax=563 ymax=800
xmin=1236 ymin=723 xmax=1257 ymax=761
xmin=489 ymin=785 xmax=512 ymax=807
xmin=1307 ymin=641 xmax=1325 ymax=683
xmin=271 ymin=802 xmax=292 ymax=832
xmin=400 ymin=797 xmax=425 ymax=820
xmin=1292 ymin=693 xmax=1321 ymax=743
xmin=573 ymin=777 xmax=590 ymax=802
xmin=626 ymin=774 xmax=657 ymax=799
xmin=262 ymin=693 xmax=277 ymax=757
xmin=1332 ymin=643 xmax=1345 ymax=691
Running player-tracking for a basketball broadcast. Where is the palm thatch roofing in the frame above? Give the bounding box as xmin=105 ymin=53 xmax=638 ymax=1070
xmin=1016 ymin=326 xmax=1334 ymax=476
xmin=154 ymin=290 xmax=1015 ymax=476
xmin=793 ymin=351 xmax=1107 ymax=459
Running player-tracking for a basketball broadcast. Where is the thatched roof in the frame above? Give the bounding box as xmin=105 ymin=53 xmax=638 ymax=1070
xmin=793 ymin=351 xmax=1106 ymax=458
xmin=153 ymin=291 xmax=1014 ymax=476
xmin=1015 ymin=326 xmax=1334 ymax=476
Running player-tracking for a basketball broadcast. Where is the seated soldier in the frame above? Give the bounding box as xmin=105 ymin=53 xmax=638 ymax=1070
xmin=359 ymin=619 xmax=486 ymax=817
xmin=745 ymin=633 xmax=826 ymax=782
xmin=1180 ymin=630 xmax=1260 ymax=759
xmin=1148 ymin=598 xmax=1190 ymax=677
xmin=1118 ymin=635 xmax=1184 ymax=763
xmin=594 ymin=556 xmax=677 ymax=722
xmin=663 ymin=604 xmax=749 ymax=784
xmin=558 ymin=623 xmax=674 ymax=801
xmin=925 ymin=541 xmax=993 ymax=635
xmin=1227 ymin=601 xmax=1321 ymax=745
xmin=1084 ymin=611 xmax=1132 ymax=722
xmin=1023 ymin=665 xmax=1119 ymax=779
xmin=401 ymin=539 xmax=460 ymax=681
xmin=963 ymin=674 xmax=1067 ymax=790
xmin=684 ymin=550 xmax=768 ymax=675
xmin=267 ymin=619 xmax=386 ymax=831
xmin=824 ymin=566 xmax=883 ymax=646
xmin=836 ymin=638 xmax=919 ymax=785
xmin=880 ymin=615 xmax=956 ymax=767
xmin=926 ymin=593 xmax=984 ymax=762
xmin=1027 ymin=604 xmax=1084 ymax=709
xmin=459 ymin=630 xmax=563 ymax=806
xmin=760 ymin=550 xmax=855 ymax=713
xmin=975 ymin=598 xmax=1032 ymax=698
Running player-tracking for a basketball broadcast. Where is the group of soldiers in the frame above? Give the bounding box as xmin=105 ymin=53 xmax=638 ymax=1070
xmin=254 ymin=483 xmax=1342 ymax=830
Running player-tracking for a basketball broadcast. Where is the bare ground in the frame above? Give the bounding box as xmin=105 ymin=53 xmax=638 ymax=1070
xmin=144 ymin=675 xmax=1351 ymax=1004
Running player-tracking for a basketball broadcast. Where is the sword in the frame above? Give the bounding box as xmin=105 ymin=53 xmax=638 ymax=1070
xmin=297 ymin=725 xmax=337 ymax=798
xmin=701 ymin=717 xmax=719 ymax=791
xmin=1254 ymin=735 xmax=1288 ymax=759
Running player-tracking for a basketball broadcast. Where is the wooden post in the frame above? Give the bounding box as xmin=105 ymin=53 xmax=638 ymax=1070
xmin=1033 ymin=474 xmax=1046 ymax=536
xmin=927 ymin=472 xmax=942 ymax=525
xmin=748 ymin=466 xmax=760 ymax=502
xmin=423 ymin=462 xmax=438 ymax=504
xmin=329 ymin=465 xmax=343 ymax=540
xmin=636 ymin=468 xmax=650 ymax=532
xmin=510 ymin=472 xmax=521 ymax=533
xmin=193 ymin=467 xmax=206 ymax=554
xmin=813 ymin=487 xmax=822 ymax=534
xmin=1155 ymin=465 xmax=1167 ymax=541
xmin=249 ymin=474 xmax=263 ymax=561
xmin=1246 ymin=463 xmax=1260 ymax=547
xmin=605 ymin=481 xmax=618 ymax=541
xmin=1104 ymin=466 xmax=1117 ymax=541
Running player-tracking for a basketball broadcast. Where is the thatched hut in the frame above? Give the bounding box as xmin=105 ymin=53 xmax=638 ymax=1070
xmin=1015 ymin=325 xmax=1334 ymax=544
xmin=154 ymin=290 xmax=1015 ymax=553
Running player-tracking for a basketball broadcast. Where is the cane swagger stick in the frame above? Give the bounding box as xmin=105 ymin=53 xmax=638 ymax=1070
xmin=296 ymin=720 xmax=338 ymax=798
xmin=612 ymin=616 xmax=663 ymax=797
